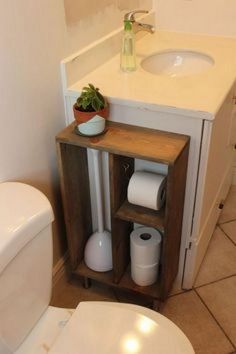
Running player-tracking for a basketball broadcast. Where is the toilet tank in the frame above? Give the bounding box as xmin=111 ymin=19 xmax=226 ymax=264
xmin=0 ymin=182 xmax=54 ymax=353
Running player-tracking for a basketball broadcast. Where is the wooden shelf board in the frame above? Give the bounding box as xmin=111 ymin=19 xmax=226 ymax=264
xmin=115 ymin=200 xmax=165 ymax=231
xmin=119 ymin=264 xmax=161 ymax=298
xmin=56 ymin=121 xmax=189 ymax=165
xmin=73 ymin=261 xmax=161 ymax=299
xmin=73 ymin=260 xmax=114 ymax=284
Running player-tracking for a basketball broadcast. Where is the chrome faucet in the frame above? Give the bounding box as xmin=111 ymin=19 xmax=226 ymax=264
xmin=124 ymin=10 xmax=155 ymax=34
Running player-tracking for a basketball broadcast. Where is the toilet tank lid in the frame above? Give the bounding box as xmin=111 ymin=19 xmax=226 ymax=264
xmin=0 ymin=182 xmax=54 ymax=274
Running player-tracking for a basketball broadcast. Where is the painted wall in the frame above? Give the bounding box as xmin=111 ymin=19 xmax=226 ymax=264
xmin=0 ymin=1 xmax=68 ymax=264
xmin=156 ymin=0 xmax=236 ymax=37
xmin=0 ymin=0 xmax=153 ymax=266
xmin=63 ymin=0 xmax=152 ymax=55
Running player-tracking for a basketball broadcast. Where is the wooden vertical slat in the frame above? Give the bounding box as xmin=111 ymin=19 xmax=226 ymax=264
xmin=109 ymin=154 xmax=134 ymax=283
xmin=56 ymin=142 xmax=92 ymax=270
xmin=160 ymin=141 xmax=190 ymax=299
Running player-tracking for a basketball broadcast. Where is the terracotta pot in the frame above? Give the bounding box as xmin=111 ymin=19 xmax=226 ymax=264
xmin=73 ymin=104 xmax=109 ymax=124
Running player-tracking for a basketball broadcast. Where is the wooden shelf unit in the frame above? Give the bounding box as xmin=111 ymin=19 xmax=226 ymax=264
xmin=56 ymin=121 xmax=190 ymax=303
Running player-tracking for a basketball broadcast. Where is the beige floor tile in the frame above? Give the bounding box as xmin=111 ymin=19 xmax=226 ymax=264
xmin=51 ymin=275 xmax=117 ymax=309
xmin=160 ymin=291 xmax=234 ymax=354
xmin=196 ymin=276 xmax=236 ymax=348
xmin=220 ymin=221 xmax=236 ymax=245
xmin=218 ymin=186 xmax=236 ymax=224
xmin=194 ymin=227 xmax=236 ymax=287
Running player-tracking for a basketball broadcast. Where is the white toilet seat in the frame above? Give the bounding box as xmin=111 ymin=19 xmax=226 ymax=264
xmin=48 ymin=302 xmax=194 ymax=354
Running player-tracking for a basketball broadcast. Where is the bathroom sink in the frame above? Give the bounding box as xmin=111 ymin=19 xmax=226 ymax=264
xmin=141 ymin=50 xmax=214 ymax=77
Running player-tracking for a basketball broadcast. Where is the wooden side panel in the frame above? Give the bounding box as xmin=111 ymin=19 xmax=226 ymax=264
xmin=109 ymin=154 xmax=135 ymax=212
xmin=160 ymin=142 xmax=190 ymax=299
xmin=57 ymin=142 xmax=92 ymax=270
xmin=109 ymin=154 xmax=134 ymax=283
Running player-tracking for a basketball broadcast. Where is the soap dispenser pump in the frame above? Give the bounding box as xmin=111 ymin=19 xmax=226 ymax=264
xmin=120 ymin=19 xmax=136 ymax=72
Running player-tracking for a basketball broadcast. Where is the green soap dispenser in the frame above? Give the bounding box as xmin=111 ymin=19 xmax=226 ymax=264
xmin=120 ymin=20 xmax=136 ymax=72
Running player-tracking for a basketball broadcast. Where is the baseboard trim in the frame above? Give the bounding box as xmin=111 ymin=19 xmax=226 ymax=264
xmin=52 ymin=251 xmax=69 ymax=287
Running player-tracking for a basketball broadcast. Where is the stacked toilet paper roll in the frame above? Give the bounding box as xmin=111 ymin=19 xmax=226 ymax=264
xmin=128 ymin=171 xmax=166 ymax=210
xmin=130 ymin=227 xmax=162 ymax=286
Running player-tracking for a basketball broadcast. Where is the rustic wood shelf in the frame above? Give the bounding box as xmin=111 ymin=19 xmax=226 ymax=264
xmin=57 ymin=121 xmax=189 ymax=165
xmin=56 ymin=121 xmax=190 ymax=304
xmin=75 ymin=260 xmax=114 ymax=284
xmin=74 ymin=261 xmax=161 ymax=299
xmin=115 ymin=200 xmax=165 ymax=231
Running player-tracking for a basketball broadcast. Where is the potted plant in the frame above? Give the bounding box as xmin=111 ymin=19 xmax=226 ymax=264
xmin=73 ymin=84 xmax=109 ymax=124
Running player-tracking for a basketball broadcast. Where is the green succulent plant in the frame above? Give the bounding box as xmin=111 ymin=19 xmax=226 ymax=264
xmin=75 ymin=84 xmax=106 ymax=112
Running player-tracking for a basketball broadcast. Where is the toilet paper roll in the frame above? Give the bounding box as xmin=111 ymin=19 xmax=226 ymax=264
xmin=127 ymin=171 xmax=166 ymax=210
xmin=131 ymin=262 xmax=159 ymax=286
xmin=130 ymin=227 xmax=162 ymax=266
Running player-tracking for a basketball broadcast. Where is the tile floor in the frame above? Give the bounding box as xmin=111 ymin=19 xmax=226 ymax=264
xmin=51 ymin=186 xmax=236 ymax=354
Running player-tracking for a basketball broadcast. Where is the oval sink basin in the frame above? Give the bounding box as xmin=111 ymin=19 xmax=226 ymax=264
xmin=141 ymin=50 xmax=214 ymax=77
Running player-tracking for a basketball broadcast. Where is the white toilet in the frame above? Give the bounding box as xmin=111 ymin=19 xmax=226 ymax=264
xmin=0 ymin=182 xmax=194 ymax=354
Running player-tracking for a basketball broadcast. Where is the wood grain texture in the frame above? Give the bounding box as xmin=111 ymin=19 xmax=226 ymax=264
xmin=109 ymin=154 xmax=134 ymax=213
xmin=74 ymin=260 xmax=114 ymax=284
xmin=116 ymin=200 xmax=165 ymax=231
xmin=160 ymin=141 xmax=190 ymax=299
xmin=109 ymin=154 xmax=134 ymax=283
xmin=56 ymin=121 xmax=190 ymax=303
xmin=56 ymin=121 xmax=189 ymax=165
xmin=56 ymin=142 xmax=92 ymax=270
xmin=73 ymin=261 xmax=161 ymax=299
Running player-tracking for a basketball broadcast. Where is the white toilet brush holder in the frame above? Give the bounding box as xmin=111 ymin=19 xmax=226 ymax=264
xmin=84 ymin=149 xmax=113 ymax=272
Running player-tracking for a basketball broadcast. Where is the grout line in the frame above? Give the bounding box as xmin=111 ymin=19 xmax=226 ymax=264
xmin=194 ymin=274 xmax=236 ymax=290
xmin=194 ymin=289 xmax=236 ymax=350
xmin=218 ymin=218 xmax=236 ymax=226
xmin=167 ymin=288 xmax=192 ymax=299
xmin=218 ymin=225 xmax=236 ymax=246
xmin=168 ymin=289 xmax=190 ymax=298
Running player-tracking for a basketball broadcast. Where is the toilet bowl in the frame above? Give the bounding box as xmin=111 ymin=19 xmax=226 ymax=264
xmin=0 ymin=182 xmax=194 ymax=354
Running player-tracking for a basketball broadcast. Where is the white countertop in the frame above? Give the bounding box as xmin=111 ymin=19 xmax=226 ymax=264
xmin=68 ymin=31 xmax=236 ymax=120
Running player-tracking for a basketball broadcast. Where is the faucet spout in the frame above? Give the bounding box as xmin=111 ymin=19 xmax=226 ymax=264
xmin=124 ymin=10 xmax=155 ymax=35
xmin=133 ymin=22 xmax=155 ymax=34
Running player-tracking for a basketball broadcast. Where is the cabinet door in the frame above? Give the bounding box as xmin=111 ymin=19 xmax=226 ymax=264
xmin=183 ymin=84 xmax=236 ymax=288
xmin=199 ymin=84 xmax=236 ymax=230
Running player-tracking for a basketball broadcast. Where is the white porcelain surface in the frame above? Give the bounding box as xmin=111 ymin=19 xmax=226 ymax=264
xmin=0 ymin=183 xmax=54 ymax=352
xmin=0 ymin=226 xmax=53 ymax=352
xmin=84 ymin=230 xmax=113 ymax=271
xmin=49 ymin=302 xmax=195 ymax=354
xmin=15 ymin=306 xmax=74 ymax=354
xmin=141 ymin=50 xmax=214 ymax=77
xmin=0 ymin=182 xmax=54 ymax=274
xmin=67 ymin=31 xmax=236 ymax=118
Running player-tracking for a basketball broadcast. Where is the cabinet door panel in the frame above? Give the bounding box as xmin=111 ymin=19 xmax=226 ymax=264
xmin=199 ymin=85 xmax=235 ymax=229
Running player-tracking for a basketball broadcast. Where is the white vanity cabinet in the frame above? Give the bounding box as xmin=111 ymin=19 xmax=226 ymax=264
xmin=184 ymin=83 xmax=236 ymax=287
xmin=64 ymin=83 xmax=236 ymax=289
xmin=61 ymin=29 xmax=236 ymax=289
